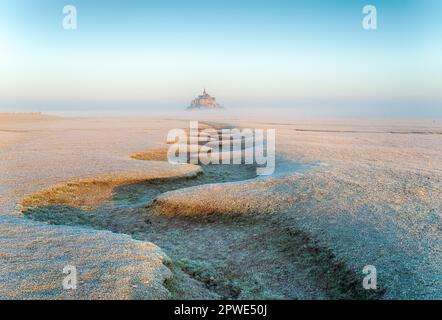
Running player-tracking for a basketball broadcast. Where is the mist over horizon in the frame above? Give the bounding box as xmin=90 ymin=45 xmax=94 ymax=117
xmin=2 ymin=97 xmax=441 ymax=120
xmin=1 ymin=0 xmax=441 ymax=118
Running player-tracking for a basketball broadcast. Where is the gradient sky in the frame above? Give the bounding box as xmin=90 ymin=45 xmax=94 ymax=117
xmin=0 ymin=0 xmax=441 ymax=117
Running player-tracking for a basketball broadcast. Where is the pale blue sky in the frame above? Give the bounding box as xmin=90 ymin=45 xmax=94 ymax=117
xmin=0 ymin=0 xmax=441 ymax=117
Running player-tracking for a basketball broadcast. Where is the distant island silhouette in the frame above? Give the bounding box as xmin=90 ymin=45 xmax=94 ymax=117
xmin=187 ymin=89 xmax=223 ymax=110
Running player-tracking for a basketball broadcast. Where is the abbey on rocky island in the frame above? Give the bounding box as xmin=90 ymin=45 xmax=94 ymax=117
xmin=187 ymin=89 xmax=223 ymax=110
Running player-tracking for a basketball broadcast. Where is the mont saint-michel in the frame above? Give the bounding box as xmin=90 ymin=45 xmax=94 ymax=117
xmin=187 ymin=89 xmax=223 ymax=110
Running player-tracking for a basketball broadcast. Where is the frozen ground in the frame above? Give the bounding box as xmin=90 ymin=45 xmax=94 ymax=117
xmin=1 ymin=113 xmax=441 ymax=299
xmin=0 ymin=114 xmax=196 ymax=299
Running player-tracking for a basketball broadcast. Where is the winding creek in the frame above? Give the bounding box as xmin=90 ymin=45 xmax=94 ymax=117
xmin=21 ymin=124 xmax=381 ymax=300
